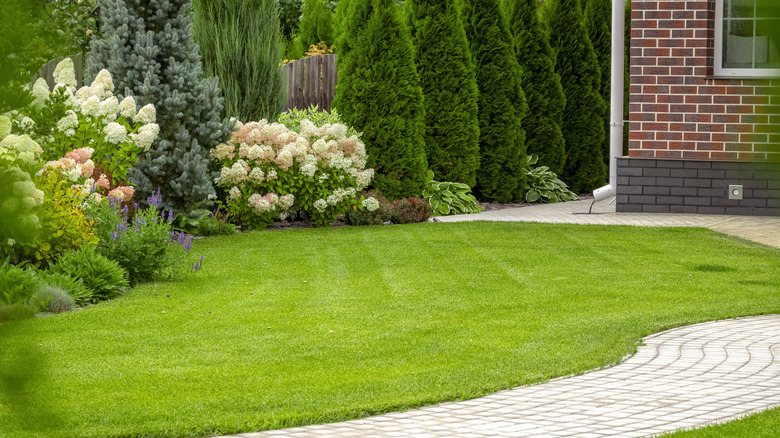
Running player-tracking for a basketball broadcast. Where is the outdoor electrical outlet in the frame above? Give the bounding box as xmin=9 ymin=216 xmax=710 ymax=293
xmin=728 ymin=185 xmax=743 ymax=200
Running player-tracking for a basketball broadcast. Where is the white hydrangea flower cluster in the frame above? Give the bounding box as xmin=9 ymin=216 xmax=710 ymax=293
xmin=362 ymin=197 xmax=380 ymax=212
xmin=57 ymin=110 xmax=79 ymax=137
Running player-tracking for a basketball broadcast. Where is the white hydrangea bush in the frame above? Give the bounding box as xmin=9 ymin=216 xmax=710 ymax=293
xmin=6 ymin=58 xmax=159 ymax=189
xmin=211 ymin=119 xmax=378 ymax=228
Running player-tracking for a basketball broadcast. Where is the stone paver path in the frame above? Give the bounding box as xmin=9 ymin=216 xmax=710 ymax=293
xmin=434 ymin=199 xmax=780 ymax=249
xmin=217 ymin=315 xmax=780 ymax=438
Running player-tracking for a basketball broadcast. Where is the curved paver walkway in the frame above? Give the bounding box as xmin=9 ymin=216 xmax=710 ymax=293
xmin=217 ymin=315 xmax=780 ymax=438
xmin=433 ymin=199 xmax=780 ymax=249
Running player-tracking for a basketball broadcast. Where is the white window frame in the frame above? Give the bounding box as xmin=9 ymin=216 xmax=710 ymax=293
xmin=714 ymin=0 xmax=780 ymax=78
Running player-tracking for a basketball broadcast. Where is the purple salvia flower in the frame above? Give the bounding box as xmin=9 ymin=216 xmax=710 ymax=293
xmin=141 ymin=217 xmax=146 ymax=226
xmin=168 ymin=209 xmax=173 ymax=221
xmin=111 ymin=230 xmax=115 ymax=240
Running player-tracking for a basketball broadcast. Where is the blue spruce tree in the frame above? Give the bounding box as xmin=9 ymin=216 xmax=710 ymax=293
xmin=87 ymin=0 xmax=233 ymax=212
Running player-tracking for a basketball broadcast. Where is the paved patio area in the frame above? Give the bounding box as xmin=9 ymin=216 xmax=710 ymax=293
xmin=433 ymin=198 xmax=780 ymax=249
xmin=217 ymin=315 xmax=780 ymax=438
xmin=214 ymin=201 xmax=779 ymax=438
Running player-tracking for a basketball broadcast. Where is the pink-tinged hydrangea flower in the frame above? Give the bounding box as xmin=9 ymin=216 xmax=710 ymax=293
xmin=210 ymin=143 xmax=235 ymax=161
xmin=130 ymin=123 xmax=159 ymax=151
xmin=96 ymin=174 xmax=111 ymax=189
xmin=104 ymin=122 xmax=127 ymax=144
xmin=108 ymin=186 xmax=135 ymax=201
xmin=275 ymin=149 xmax=294 ymax=170
xmin=119 ymin=96 xmax=136 ymax=119
xmin=65 ymin=147 xmax=94 ymax=164
xmin=80 ymin=159 xmax=95 ymax=178
xmin=266 ymin=169 xmax=278 ymax=180
xmin=53 ymin=58 xmax=78 ymax=89
xmin=135 ymin=104 xmax=156 ymax=124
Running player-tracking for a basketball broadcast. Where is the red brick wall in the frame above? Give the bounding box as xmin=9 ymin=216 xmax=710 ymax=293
xmin=629 ymin=0 xmax=780 ymax=161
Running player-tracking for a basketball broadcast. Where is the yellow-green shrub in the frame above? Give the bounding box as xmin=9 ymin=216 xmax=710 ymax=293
xmin=12 ymin=170 xmax=98 ymax=267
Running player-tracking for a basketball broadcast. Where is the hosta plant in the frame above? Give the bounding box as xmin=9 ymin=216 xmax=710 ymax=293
xmin=211 ymin=118 xmax=378 ymax=228
xmin=523 ymin=154 xmax=579 ymax=203
xmin=423 ymin=170 xmax=484 ymax=216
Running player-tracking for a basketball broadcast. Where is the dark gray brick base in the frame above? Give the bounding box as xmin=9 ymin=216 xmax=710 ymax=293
xmin=616 ymin=158 xmax=780 ymax=216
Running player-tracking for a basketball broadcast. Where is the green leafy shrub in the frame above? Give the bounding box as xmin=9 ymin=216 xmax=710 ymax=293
xmin=89 ymin=191 xmax=202 ymax=285
xmin=172 ymin=208 xmax=236 ymax=236
xmin=212 ymin=119 xmax=379 ymax=228
xmin=0 ymin=260 xmax=41 ymax=306
xmin=40 ymin=271 xmax=92 ymax=306
xmin=423 ymin=170 xmax=483 ymax=216
xmin=34 ymin=285 xmax=76 ymax=313
xmin=48 ymin=247 xmax=128 ymax=303
xmin=522 ymin=155 xmax=579 ymax=203
xmin=298 ymin=0 xmax=335 ymax=54
xmin=277 ymin=105 xmax=360 ymax=137
xmin=385 ymin=197 xmax=432 ymax=224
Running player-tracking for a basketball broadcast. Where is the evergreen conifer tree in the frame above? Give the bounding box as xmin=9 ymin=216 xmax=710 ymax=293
xmin=584 ymin=0 xmax=611 ymax=167
xmin=404 ymin=0 xmax=480 ymax=187
xmin=461 ymin=0 xmax=528 ymax=202
xmin=87 ymin=0 xmax=233 ymax=212
xmin=334 ymin=0 xmax=427 ymax=199
xmin=507 ymin=0 xmax=566 ymax=175
xmin=298 ymin=0 xmax=335 ymax=53
xmin=543 ymin=0 xmax=606 ymax=194
xmin=333 ymin=0 xmax=352 ymax=54
xmin=193 ymin=0 xmax=287 ymax=122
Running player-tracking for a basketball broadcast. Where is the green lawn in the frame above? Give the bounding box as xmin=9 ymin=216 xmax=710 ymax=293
xmin=661 ymin=407 xmax=780 ymax=437
xmin=1 ymin=222 xmax=778 ymax=438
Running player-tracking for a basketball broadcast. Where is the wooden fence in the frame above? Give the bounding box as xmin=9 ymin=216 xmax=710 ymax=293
xmin=282 ymin=54 xmax=338 ymax=113
xmin=37 ymin=53 xmax=338 ymax=114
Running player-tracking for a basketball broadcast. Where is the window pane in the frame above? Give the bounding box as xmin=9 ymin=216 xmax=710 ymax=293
xmin=755 ymin=19 xmax=780 ymax=68
xmin=724 ymin=20 xmax=755 ymax=68
xmin=728 ymin=0 xmax=756 ymax=19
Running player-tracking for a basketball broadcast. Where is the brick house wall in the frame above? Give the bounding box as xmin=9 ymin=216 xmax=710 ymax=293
xmin=618 ymin=0 xmax=780 ymax=215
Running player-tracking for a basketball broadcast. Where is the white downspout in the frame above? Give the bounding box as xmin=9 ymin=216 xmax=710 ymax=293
xmin=592 ymin=0 xmax=626 ymax=202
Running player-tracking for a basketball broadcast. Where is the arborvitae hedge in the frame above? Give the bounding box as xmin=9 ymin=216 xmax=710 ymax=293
xmin=543 ymin=0 xmax=606 ymax=194
xmin=405 ymin=0 xmax=480 ymax=187
xmin=584 ymin=0 xmax=612 ymax=167
xmin=461 ymin=0 xmax=528 ymax=202
xmin=507 ymin=0 xmax=566 ymax=175
xmin=333 ymin=0 xmax=427 ymax=199
xmin=193 ymin=0 xmax=287 ymax=122
xmin=298 ymin=0 xmax=335 ymax=53
xmin=88 ymin=0 xmax=233 ymax=212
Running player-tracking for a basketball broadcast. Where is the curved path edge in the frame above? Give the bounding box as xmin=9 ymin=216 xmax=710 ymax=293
xmin=217 ymin=314 xmax=780 ymax=438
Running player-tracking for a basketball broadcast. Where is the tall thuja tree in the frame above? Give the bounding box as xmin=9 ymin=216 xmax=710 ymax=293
xmin=507 ymin=0 xmax=566 ymax=175
xmin=87 ymin=0 xmax=233 ymax=212
xmin=405 ymin=0 xmax=480 ymax=187
xmin=543 ymin=0 xmax=606 ymax=193
xmin=584 ymin=0 xmax=611 ymax=167
xmin=298 ymin=0 xmax=335 ymax=53
xmin=333 ymin=0 xmax=427 ymax=199
xmin=333 ymin=0 xmax=352 ymax=54
xmin=193 ymin=0 xmax=287 ymax=122
xmin=461 ymin=0 xmax=528 ymax=202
